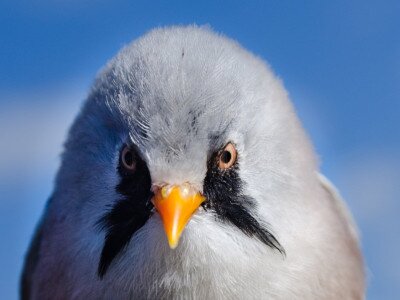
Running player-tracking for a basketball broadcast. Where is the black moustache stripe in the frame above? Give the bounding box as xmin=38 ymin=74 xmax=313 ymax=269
xmin=97 ymin=144 xmax=284 ymax=278
xmin=203 ymin=151 xmax=285 ymax=255
xmin=97 ymin=148 xmax=153 ymax=278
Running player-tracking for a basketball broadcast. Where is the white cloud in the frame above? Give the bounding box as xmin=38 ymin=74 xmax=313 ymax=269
xmin=0 ymin=86 xmax=85 ymax=183
xmin=332 ymin=149 xmax=400 ymax=294
xmin=0 ymin=84 xmax=86 ymax=299
xmin=333 ymin=150 xmax=400 ymax=224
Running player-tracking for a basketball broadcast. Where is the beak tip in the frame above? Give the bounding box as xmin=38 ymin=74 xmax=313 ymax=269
xmin=169 ymin=243 xmax=178 ymax=250
xmin=167 ymin=238 xmax=179 ymax=249
xmin=154 ymin=184 xmax=204 ymax=250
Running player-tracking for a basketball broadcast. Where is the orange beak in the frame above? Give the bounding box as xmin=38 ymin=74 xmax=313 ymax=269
xmin=152 ymin=184 xmax=205 ymax=249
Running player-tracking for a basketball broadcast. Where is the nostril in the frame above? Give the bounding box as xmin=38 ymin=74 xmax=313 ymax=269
xmin=161 ymin=185 xmax=173 ymax=198
xmin=179 ymin=183 xmax=191 ymax=198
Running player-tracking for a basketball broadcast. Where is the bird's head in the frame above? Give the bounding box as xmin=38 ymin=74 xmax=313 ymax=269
xmin=56 ymin=26 xmax=317 ymax=281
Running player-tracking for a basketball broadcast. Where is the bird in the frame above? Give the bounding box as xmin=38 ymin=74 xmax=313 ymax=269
xmin=21 ymin=25 xmax=365 ymax=299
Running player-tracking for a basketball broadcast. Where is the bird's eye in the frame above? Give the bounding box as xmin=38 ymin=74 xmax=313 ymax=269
xmin=121 ymin=146 xmax=136 ymax=171
xmin=218 ymin=142 xmax=237 ymax=170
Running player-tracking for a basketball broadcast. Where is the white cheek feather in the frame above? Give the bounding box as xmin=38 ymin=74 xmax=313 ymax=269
xmin=25 ymin=25 xmax=365 ymax=300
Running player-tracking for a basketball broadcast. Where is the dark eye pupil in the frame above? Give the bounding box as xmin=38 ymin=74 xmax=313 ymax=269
xmin=124 ymin=151 xmax=133 ymax=166
xmin=221 ymin=151 xmax=231 ymax=164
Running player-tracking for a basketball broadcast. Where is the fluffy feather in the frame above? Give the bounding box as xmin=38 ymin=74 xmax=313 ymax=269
xmin=22 ymin=25 xmax=365 ymax=299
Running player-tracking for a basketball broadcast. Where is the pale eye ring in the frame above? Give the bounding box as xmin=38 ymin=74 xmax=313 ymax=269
xmin=218 ymin=142 xmax=237 ymax=170
xmin=121 ymin=146 xmax=136 ymax=171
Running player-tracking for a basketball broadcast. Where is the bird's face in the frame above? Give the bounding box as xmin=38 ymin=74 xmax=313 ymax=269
xmin=58 ymin=27 xmax=314 ymax=282
xmin=93 ymin=105 xmax=285 ymax=278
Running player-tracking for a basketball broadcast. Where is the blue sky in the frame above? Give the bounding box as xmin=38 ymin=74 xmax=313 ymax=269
xmin=0 ymin=1 xmax=399 ymax=298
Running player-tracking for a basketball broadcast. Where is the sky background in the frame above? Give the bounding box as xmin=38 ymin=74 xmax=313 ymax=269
xmin=0 ymin=0 xmax=399 ymax=299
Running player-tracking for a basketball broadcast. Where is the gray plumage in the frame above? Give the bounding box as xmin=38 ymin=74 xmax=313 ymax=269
xmin=22 ymin=26 xmax=365 ymax=299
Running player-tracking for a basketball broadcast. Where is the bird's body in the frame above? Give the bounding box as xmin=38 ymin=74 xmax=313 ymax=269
xmin=22 ymin=26 xmax=365 ymax=299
